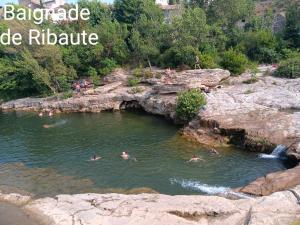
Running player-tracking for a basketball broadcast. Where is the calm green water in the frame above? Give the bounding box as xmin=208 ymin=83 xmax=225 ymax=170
xmin=0 ymin=111 xmax=286 ymax=197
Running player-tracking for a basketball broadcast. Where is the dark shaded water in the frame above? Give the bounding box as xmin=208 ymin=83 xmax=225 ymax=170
xmin=0 ymin=111 xmax=286 ymax=197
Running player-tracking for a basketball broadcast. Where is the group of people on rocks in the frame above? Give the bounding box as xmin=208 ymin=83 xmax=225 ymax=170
xmin=73 ymin=79 xmax=93 ymax=96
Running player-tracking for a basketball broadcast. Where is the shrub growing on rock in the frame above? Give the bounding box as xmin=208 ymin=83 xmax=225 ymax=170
xmin=176 ymin=89 xmax=206 ymax=122
xmin=133 ymin=67 xmax=143 ymax=77
xmin=220 ymin=49 xmax=249 ymax=75
xmin=162 ymin=45 xmax=198 ymax=68
xmin=128 ymin=77 xmax=140 ymax=86
xmin=98 ymin=59 xmax=118 ymax=76
xmin=273 ymin=57 xmax=300 ymax=79
xmin=199 ymin=53 xmax=219 ymax=69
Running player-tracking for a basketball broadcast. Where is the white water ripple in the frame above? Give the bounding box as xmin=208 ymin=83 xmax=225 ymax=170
xmin=170 ymin=178 xmax=230 ymax=195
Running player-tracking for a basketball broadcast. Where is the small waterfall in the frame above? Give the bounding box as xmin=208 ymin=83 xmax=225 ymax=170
xmin=258 ymin=144 xmax=287 ymax=159
xmin=271 ymin=144 xmax=287 ymax=156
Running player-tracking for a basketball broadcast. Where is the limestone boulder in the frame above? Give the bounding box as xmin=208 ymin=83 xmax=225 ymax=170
xmin=287 ymin=141 xmax=300 ymax=163
xmin=22 ymin=187 xmax=300 ymax=225
xmin=237 ymin=165 xmax=300 ymax=196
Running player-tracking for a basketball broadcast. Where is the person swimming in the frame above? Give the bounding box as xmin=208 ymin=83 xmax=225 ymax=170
xmin=121 ymin=151 xmax=129 ymax=160
xmin=43 ymin=120 xmax=67 ymax=129
xmin=188 ymin=155 xmax=204 ymax=163
xmin=90 ymin=155 xmax=101 ymax=161
xmin=210 ymin=148 xmax=220 ymax=155
xmin=38 ymin=111 xmax=43 ymax=117
xmin=48 ymin=110 xmax=53 ymax=117
xmin=43 ymin=124 xmax=54 ymax=129
xmin=121 ymin=152 xmax=137 ymax=161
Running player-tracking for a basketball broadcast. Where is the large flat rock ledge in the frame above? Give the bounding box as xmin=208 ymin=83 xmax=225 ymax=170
xmin=0 ymin=186 xmax=297 ymax=225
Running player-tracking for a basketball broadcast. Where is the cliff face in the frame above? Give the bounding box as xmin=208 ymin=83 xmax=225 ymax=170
xmin=183 ymin=69 xmax=300 ymax=155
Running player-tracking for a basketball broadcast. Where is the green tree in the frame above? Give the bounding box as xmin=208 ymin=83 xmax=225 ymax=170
xmin=283 ymin=4 xmax=300 ymax=48
xmin=128 ymin=2 xmax=163 ymax=67
xmin=162 ymin=45 xmax=199 ymax=68
xmin=273 ymin=56 xmax=300 ymax=79
xmin=207 ymin=0 xmax=254 ymax=27
xmin=240 ymin=30 xmax=279 ymax=63
xmin=78 ymin=0 xmax=112 ymax=26
xmin=220 ymin=49 xmax=249 ymax=75
xmin=171 ymin=7 xmax=209 ymax=47
xmin=114 ymin=0 xmax=144 ymax=27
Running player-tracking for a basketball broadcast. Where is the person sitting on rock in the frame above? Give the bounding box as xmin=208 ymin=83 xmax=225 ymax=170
xmin=188 ymin=155 xmax=204 ymax=163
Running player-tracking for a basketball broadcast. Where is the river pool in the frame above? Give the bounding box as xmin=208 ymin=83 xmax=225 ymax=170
xmin=0 ymin=111 xmax=286 ymax=197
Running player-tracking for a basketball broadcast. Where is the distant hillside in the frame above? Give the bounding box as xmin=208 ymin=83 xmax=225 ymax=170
xmin=255 ymin=0 xmax=299 ymax=15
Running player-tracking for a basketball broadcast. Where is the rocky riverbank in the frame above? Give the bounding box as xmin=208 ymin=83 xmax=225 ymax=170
xmin=1 ymin=67 xmax=299 ymax=161
xmin=1 ymin=67 xmax=300 ymax=224
xmin=0 ymin=186 xmax=300 ymax=225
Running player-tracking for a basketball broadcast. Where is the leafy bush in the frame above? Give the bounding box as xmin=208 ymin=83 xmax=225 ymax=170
xmin=131 ymin=87 xmax=144 ymax=94
xmin=128 ymin=77 xmax=140 ymax=86
xmin=243 ymin=75 xmax=258 ymax=84
xmin=61 ymin=91 xmax=73 ymax=99
xmin=144 ymin=70 xmax=154 ymax=79
xmin=162 ymin=46 xmax=198 ymax=68
xmin=98 ymin=58 xmax=118 ymax=76
xmin=240 ymin=30 xmax=279 ymax=63
xmin=155 ymin=73 xmax=162 ymax=79
xmin=273 ymin=57 xmax=300 ymax=79
xmin=199 ymin=53 xmax=219 ymax=69
xmin=220 ymin=49 xmax=249 ymax=75
xmin=132 ymin=67 xmax=143 ymax=77
xmin=176 ymin=89 xmax=206 ymax=122
xmin=88 ymin=67 xmax=101 ymax=86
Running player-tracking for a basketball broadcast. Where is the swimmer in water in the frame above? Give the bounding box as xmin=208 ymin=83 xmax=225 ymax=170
xmin=38 ymin=111 xmax=43 ymax=117
xmin=43 ymin=120 xmax=67 ymax=129
xmin=48 ymin=110 xmax=53 ymax=117
xmin=43 ymin=124 xmax=55 ymax=129
xmin=121 ymin=151 xmax=129 ymax=160
xmin=210 ymin=148 xmax=220 ymax=155
xmin=91 ymin=155 xmax=101 ymax=161
xmin=188 ymin=155 xmax=204 ymax=163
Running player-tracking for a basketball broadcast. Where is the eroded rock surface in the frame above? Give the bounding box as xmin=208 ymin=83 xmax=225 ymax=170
xmin=237 ymin=165 xmax=300 ymax=196
xmin=183 ymin=74 xmax=300 ymax=153
xmin=5 ymin=185 xmax=295 ymax=225
xmin=2 ymin=68 xmax=299 ymax=155
xmin=1 ymin=68 xmax=300 ymax=189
